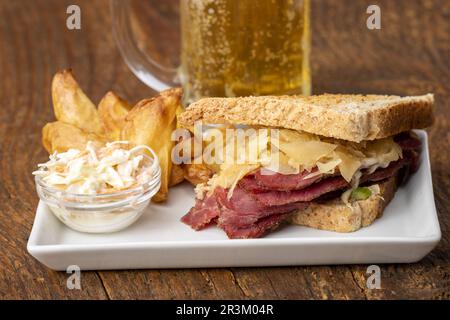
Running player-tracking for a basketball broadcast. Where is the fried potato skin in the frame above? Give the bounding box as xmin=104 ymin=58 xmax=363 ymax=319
xmin=98 ymin=91 xmax=132 ymax=141
xmin=42 ymin=121 xmax=105 ymax=154
xmin=121 ymin=88 xmax=183 ymax=202
xmin=182 ymin=162 xmax=214 ymax=186
xmin=169 ymin=164 xmax=185 ymax=187
xmin=45 ymin=69 xmax=186 ymax=201
xmin=52 ymin=69 xmax=104 ymax=135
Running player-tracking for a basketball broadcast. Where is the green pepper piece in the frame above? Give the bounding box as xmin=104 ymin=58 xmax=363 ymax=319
xmin=351 ymin=187 xmax=372 ymax=201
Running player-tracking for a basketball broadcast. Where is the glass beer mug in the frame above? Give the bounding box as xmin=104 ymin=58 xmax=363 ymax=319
xmin=111 ymin=0 xmax=311 ymax=104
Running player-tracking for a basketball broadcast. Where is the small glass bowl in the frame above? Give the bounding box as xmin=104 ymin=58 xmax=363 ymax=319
xmin=35 ymin=155 xmax=161 ymax=233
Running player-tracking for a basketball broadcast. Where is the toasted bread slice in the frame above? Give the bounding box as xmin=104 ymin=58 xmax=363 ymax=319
xmin=179 ymin=94 xmax=434 ymax=142
xmin=289 ymin=177 xmax=398 ymax=232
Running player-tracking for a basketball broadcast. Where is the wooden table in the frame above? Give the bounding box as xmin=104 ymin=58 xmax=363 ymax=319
xmin=0 ymin=0 xmax=448 ymax=299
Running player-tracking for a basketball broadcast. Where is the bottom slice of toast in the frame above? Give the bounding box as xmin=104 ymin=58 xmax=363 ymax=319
xmin=289 ymin=176 xmax=398 ymax=233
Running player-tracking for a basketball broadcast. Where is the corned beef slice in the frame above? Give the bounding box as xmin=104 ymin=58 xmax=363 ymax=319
xmin=180 ymin=195 xmax=220 ymax=230
xmin=394 ymin=132 xmax=422 ymax=151
xmin=254 ymin=176 xmax=349 ymax=207
xmin=251 ymin=158 xmax=409 ymax=207
xmin=215 ymin=187 xmax=307 ymax=228
xmin=252 ymin=169 xmax=323 ymax=191
xmin=181 ymin=134 xmax=421 ymax=238
xmin=220 ymin=211 xmax=292 ymax=239
xmin=181 ymin=187 xmax=308 ymax=238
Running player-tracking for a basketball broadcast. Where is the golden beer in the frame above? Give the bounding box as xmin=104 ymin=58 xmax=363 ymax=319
xmin=179 ymin=0 xmax=311 ymax=103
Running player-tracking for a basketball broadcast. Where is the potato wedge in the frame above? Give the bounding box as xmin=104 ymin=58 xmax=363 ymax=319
xmin=52 ymin=69 xmax=104 ymax=135
xmin=152 ymin=144 xmax=173 ymax=202
xmin=121 ymin=88 xmax=183 ymax=202
xmin=169 ymin=164 xmax=185 ymax=187
xmin=42 ymin=121 xmax=105 ymax=154
xmin=98 ymin=91 xmax=132 ymax=141
xmin=183 ymin=161 xmax=215 ymax=186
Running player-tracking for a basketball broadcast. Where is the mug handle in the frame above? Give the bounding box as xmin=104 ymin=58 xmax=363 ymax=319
xmin=111 ymin=0 xmax=179 ymax=91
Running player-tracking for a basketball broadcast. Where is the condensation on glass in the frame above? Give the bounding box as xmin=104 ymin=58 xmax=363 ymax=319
xmin=179 ymin=0 xmax=311 ymax=103
xmin=112 ymin=0 xmax=311 ymax=104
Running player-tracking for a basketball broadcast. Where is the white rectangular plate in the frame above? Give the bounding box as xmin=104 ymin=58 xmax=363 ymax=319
xmin=27 ymin=131 xmax=441 ymax=270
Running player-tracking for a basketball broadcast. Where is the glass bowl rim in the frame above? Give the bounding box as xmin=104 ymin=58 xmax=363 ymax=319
xmin=34 ymin=154 xmax=161 ymax=200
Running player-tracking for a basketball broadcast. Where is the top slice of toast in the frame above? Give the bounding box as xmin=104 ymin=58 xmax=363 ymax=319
xmin=178 ymin=93 xmax=434 ymax=142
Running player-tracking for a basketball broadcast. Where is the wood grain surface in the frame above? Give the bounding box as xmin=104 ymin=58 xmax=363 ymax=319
xmin=0 ymin=0 xmax=449 ymax=299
